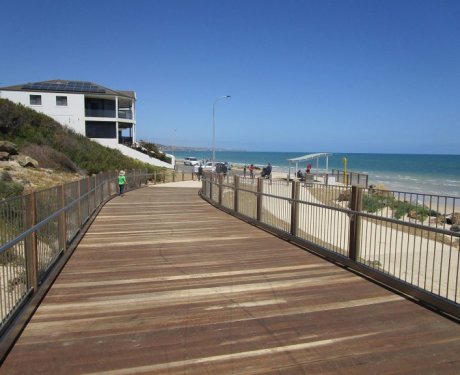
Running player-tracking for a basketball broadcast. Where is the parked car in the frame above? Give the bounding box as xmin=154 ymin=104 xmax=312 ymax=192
xmin=202 ymin=162 xmax=214 ymax=171
xmin=202 ymin=162 xmax=228 ymax=173
xmin=184 ymin=157 xmax=200 ymax=166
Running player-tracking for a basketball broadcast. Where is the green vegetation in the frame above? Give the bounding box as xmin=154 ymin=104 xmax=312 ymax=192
xmin=0 ymin=171 xmax=24 ymax=198
xmin=363 ymin=191 xmax=436 ymax=221
xmin=137 ymin=140 xmax=171 ymax=164
xmin=0 ymin=98 xmax=164 ymax=175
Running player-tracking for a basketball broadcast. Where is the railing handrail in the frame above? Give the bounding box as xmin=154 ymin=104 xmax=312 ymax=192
xmin=201 ymin=174 xmax=460 ymax=319
xmin=0 ymin=174 xmax=138 ymax=255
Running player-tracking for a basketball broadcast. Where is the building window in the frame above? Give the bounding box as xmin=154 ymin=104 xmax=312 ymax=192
xmin=56 ymin=96 xmax=68 ymax=106
xmin=85 ymin=98 xmax=116 ymax=118
xmin=30 ymin=95 xmax=42 ymax=105
xmin=85 ymin=121 xmax=116 ymax=138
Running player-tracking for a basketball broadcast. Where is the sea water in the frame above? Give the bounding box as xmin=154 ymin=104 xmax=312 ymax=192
xmin=170 ymin=151 xmax=460 ymax=197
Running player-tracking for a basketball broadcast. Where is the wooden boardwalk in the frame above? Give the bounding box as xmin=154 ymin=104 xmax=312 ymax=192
xmin=2 ymin=185 xmax=460 ymax=374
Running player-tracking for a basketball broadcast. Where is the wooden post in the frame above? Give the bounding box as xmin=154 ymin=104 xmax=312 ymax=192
xmin=25 ymin=192 xmax=38 ymax=292
xmin=256 ymin=178 xmax=263 ymax=222
xmin=92 ymin=175 xmax=97 ymax=211
xmin=218 ymin=174 xmax=223 ymax=205
xmin=57 ymin=185 xmax=67 ymax=252
xmin=182 ymin=171 xmax=184 ymax=181
xmin=348 ymin=186 xmax=363 ymax=261
xmin=234 ymin=175 xmax=239 ymax=212
xmin=77 ymin=179 xmax=82 ymax=226
xmin=290 ymin=181 xmax=300 ymax=236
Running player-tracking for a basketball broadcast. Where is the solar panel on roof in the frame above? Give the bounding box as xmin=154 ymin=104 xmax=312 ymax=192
xmin=21 ymin=81 xmax=107 ymax=93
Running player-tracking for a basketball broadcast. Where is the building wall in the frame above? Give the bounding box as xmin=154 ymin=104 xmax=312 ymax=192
xmin=0 ymin=90 xmax=86 ymax=135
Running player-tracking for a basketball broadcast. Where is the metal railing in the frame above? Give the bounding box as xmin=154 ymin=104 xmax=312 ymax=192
xmin=201 ymin=175 xmax=460 ymax=319
xmin=330 ymin=169 xmax=369 ymax=187
xmin=0 ymin=170 xmax=163 ymax=334
xmin=118 ymin=110 xmax=133 ymax=119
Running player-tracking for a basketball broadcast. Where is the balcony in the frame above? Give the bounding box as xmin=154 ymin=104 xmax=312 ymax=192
xmin=118 ymin=110 xmax=133 ymax=119
xmin=85 ymin=109 xmax=116 ymax=118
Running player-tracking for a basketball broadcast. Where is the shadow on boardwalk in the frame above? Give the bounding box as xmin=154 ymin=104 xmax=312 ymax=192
xmin=2 ymin=185 xmax=460 ymax=374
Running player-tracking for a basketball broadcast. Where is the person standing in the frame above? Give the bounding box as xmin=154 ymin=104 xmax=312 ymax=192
xmin=118 ymin=170 xmax=127 ymax=196
xmin=249 ymin=164 xmax=255 ymax=179
xmin=198 ymin=164 xmax=203 ymax=181
xmin=193 ymin=163 xmax=200 ymax=180
xmin=243 ymin=165 xmax=247 ymax=178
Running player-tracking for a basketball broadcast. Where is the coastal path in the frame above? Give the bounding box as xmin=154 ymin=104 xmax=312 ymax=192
xmin=2 ymin=183 xmax=460 ymax=374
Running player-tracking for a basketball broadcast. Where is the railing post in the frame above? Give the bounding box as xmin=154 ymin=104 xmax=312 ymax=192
xmin=348 ymin=185 xmax=363 ymax=261
xmin=92 ymin=175 xmax=97 ymax=211
xmin=173 ymin=170 xmax=176 ymax=182
xmin=57 ymin=185 xmax=67 ymax=252
xmin=256 ymin=178 xmax=263 ymax=222
xmin=24 ymin=192 xmax=38 ymax=292
xmin=234 ymin=175 xmax=239 ymax=212
xmin=290 ymin=181 xmax=300 ymax=236
xmin=77 ymin=179 xmax=82 ymax=226
xmin=182 ymin=171 xmax=184 ymax=181
xmin=209 ymin=174 xmax=213 ymax=201
xmin=100 ymin=179 xmax=104 ymax=203
xmin=218 ymin=174 xmax=224 ymax=205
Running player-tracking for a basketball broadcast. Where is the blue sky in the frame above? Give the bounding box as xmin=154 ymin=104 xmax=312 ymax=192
xmin=1 ymin=0 xmax=459 ymax=154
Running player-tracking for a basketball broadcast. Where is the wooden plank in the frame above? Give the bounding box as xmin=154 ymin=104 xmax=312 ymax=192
xmin=2 ymin=186 xmax=460 ymax=374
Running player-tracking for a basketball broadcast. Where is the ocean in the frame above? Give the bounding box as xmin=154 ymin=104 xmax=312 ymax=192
xmin=169 ymin=151 xmax=460 ymax=197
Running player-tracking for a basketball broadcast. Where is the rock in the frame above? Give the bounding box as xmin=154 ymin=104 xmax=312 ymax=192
xmin=445 ymin=212 xmax=460 ymax=225
xmin=0 ymin=141 xmax=19 ymax=155
xmin=451 ymin=212 xmax=460 ymax=225
xmin=0 ymin=151 xmax=9 ymax=161
xmin=11 ymin=155 xmax=39 ymax=168
xmin=436 ymin=216 xmax=447 ymax=225
xmin=408 ymin=210 xmax=418 ymax=219
xmin=337 ymin=190 xmax=351 ymax=202
xmin=451 ymin=224 xmax=460 ymax=232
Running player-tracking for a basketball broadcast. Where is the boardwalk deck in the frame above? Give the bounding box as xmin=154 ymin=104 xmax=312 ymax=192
xmin=2 ymin=185 xmax=460 ymax=374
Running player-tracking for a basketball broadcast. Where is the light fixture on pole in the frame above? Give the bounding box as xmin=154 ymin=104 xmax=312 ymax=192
xmin=212 ymin=95 xmax=231 ymax=167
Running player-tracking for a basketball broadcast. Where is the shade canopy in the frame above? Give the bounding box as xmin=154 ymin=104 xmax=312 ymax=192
xmin=287 ymin=152 xmax=333 ymax=180
xmin=287 ymin=152 xmax=332 ymax=162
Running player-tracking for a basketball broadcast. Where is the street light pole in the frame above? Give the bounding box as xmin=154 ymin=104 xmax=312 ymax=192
xmin=212 ymin=95 xmax=231 ymax=167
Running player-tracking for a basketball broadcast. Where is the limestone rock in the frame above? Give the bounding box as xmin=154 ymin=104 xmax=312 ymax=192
xmin=337 ymin=190 xmax=351 ymax=202
xmin=451 ymin=212 xmax=460 ymax=225
xmin=11 ymin=155 xmax=39 ymax=168
xmin=0 ymin=141 xmax=19 ymax=155
xmin=0 ymin=151 xmax=9 ymax=161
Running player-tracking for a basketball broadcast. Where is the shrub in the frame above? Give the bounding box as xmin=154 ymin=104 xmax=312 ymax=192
xmin=0 ymin=180 xmax=24 ymax=199
xmin=363 ymin=194 xmax=387 ymax=213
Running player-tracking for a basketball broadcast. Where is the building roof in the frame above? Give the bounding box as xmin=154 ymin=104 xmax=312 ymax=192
xmin=0 ymin=80 xmax=135 ymax=99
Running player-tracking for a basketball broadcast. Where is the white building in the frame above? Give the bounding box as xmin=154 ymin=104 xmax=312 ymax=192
xmin=0 ymin=80 xmax=173 ymax=168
